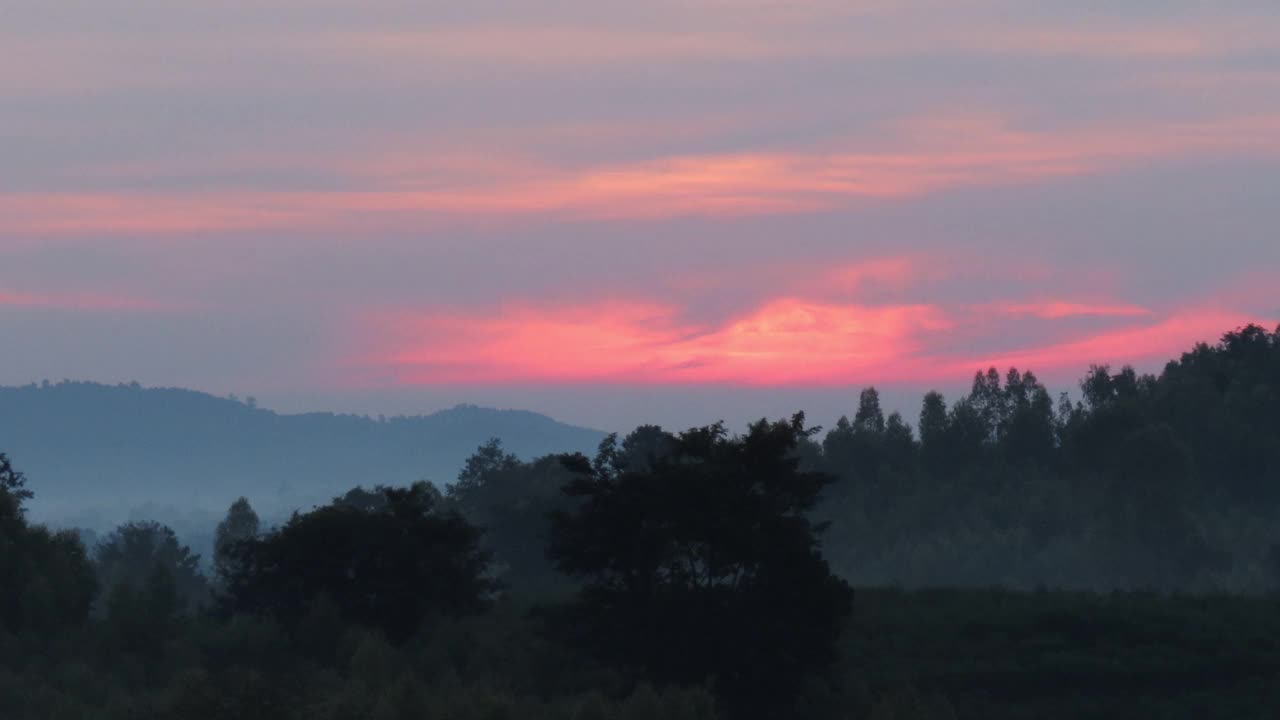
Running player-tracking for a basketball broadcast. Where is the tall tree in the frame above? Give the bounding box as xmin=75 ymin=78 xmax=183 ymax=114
xmin=549 ymin=415 xmax=852 ymax=719
xmin=883 ymin=411 xmax=917 ymax=472
xmin=213 ymin=497 xmax=260 ymax=585
xmin=854 ymin=387 xmax=886 ymax=434
xmin=918 ymin=391 xmax=950 ymax=473
xmin=1001 ymin=369 xmax=1056 ymax=464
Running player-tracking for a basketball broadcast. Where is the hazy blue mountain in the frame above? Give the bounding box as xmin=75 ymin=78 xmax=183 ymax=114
xmin=0 ymin=381 xmax=606 ymax=529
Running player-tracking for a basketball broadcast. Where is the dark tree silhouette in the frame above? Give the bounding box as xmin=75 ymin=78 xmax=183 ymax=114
xmin=918 ymin=390 xmax=950 ymax=473
xmin=223 ymin=481 xmax=495 ymax=642
xmin=617 ymin=424 xmax=680 ymax=474
xmin=0 ymin=454 xmax=96 ymax=634
xmin=854 ymin=387 xmax=886 ymax=433
xmin=548 ymin=415 xmax=853 ymax=719
xmin=0 ymin=453 xmax=33 ymax=513
xmin=213 ymin=497 xmax=260 ymax=585
xmin=447 ymin=441 xmax=578 ymax=596
xmin=1102 ymin=423 xmax=1221 ymax=588
xmin=94 ymin=520 xmax=209 ymax=614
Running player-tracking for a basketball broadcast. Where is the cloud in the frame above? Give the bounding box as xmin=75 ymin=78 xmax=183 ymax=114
xmin=355 ymin=298 xmax=950 ymax=385
xmin=7 ymin=111 xmax=1279 ymax=236
xmin=952 ymin=308 xmax=1274 ymax=378
xmin=0 ymin=290 xmax=171 ymax=312
xmin=3 ymin=0 xmax=1278 ymax=418
xmin=270 ymin=12 xmax=1280 ymax=67
xmin=348 ymin=274 xmax=1274 ymax=388
xmin=995 ymin=301 xmax=1152 ymax=319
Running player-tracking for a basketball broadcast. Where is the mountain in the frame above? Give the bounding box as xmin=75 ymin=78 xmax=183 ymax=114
xmin=0 ymin=381 xmax=606 ymax=528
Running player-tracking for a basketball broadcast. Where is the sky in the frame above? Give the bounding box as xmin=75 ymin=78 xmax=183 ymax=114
xmin=3 ymin=0 xmax=1279 ymax=431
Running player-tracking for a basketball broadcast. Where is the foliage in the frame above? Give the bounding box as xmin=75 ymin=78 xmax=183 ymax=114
xmin=549 ymin=415 xmax=853 ymax=719
xmin=94 ymin=521 xmax=209 ymax=614
xmin=222 ymin=482 xmax=496 ymax=641
xmin=213 ymin=497 xmax=260 ymax=585
xmin=0 ymin=454 xmax=96 ymax=635
xmin=3 ymin=324 xmax=1280 ymax=719
xmin=447 ymin=439 xmax=579 ymax=596
xmin=844 ymin=588 xmax=1280 ymax=720
xmin=816 ymin=324 xmax=1280 ymax=593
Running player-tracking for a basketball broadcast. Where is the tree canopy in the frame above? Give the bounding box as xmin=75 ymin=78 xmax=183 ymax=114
xmin=0 ymin=454 xmax=96 ymax=635
xmin=222 ymin=481 xmax=495 ymax=641
xmin=549 ymin=415 xmax=853 ymax=719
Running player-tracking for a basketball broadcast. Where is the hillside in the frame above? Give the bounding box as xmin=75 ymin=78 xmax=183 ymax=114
xmin=0 ymin=381 xmax=606 ymax=527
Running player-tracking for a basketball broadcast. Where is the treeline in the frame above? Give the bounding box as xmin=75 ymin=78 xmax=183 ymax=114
xmin=3 ymin=419 xmax=846 ymax=719
xmin=3 ymin=324 xmax=1280 ymax=719
xmin=456 ymin=323 xmax=1280 ymax=594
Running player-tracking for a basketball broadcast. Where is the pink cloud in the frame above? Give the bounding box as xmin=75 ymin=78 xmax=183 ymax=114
xmin=951 ymin=308 xmax=1274 ymax=378
xmin=6 ymin=111 xmax=1280 ymax=237
xmin=995 ymin=301 xmax=1153 ymax=320
xmin=356 ymin=298 xmax=949 ymax=386
xmin=346 ymin=278 xmax=1274 ymax=388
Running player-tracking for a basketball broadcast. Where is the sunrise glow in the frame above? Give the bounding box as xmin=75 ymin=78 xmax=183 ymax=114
xmin=1 ymin=0 xmax=1277 ymax=423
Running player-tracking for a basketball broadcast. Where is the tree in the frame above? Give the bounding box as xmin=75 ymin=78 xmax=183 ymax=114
xmin=821 ymin=387 xmax=891 ymax=498
xmin=1102 ymin=424 xmax=1222 ymax=588
xmin=822 ymin=416 xmax=857 ymax=473
xmin=452 ymin=437 xmax=520 ymax=497
xmin=854 ymin=387 xmax=886 ymax=434
xmin=94 ymin=521 xmax=208 ymax=614
xmin=0 ymin=454 xmax=96 ymax=634
xmin=0 ymin=453 xmax=33 ymax=515
xmin=618 ymin=424 xmax=679 ymax=474
xmin=883 ymin=411 xmax=917 ymax=472
xmin=1080 ymin=364 xmax=1144 ymax=410
xmin=918 ymin=391 xmax=949 ymax=473
xmin=447 ymin=442 xmax=579 ymax=595
xmin=944 ymin=398 xmax=988 ymax=465
xmin=548 ymin=415 xmax=853 ymax=719
xmin=1000 ymin=369 xmax=1056 ymax=464
xmin=969 ymin=367 xmax=1007 ymax=441
xmin=214 ymin=497 xmax=260 ymax=585
xmin=223 ymin=482 xmax=495 ymax=642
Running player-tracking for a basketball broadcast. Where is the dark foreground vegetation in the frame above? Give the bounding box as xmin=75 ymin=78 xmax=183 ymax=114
xmin=3 ymin=324 xmax=1280 ymax=719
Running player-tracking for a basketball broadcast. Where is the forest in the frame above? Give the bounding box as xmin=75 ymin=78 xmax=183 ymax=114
xmin=3 ymin=324 xmax=1280 ymax=719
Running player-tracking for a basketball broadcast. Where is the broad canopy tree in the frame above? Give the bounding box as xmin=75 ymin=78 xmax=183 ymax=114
xmin=447 ymin=440 xmax=578 ymax=595
xmin=548 ymin=414 xmax=853 ymax=719
xmin=0 ymin=454 xmax=96 ymax=634
xmin=93 ymin=520 xmax=209 ymax=621
xmin=222 ymin=481 xmax=495 ymax=642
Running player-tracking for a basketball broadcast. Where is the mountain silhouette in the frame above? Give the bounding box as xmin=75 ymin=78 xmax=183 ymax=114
xmin=0 ymin=381 xmax=605 ymax=528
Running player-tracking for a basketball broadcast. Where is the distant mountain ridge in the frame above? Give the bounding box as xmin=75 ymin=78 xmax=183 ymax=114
xmin=0 ymin=381 xmax=606 ymax=527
